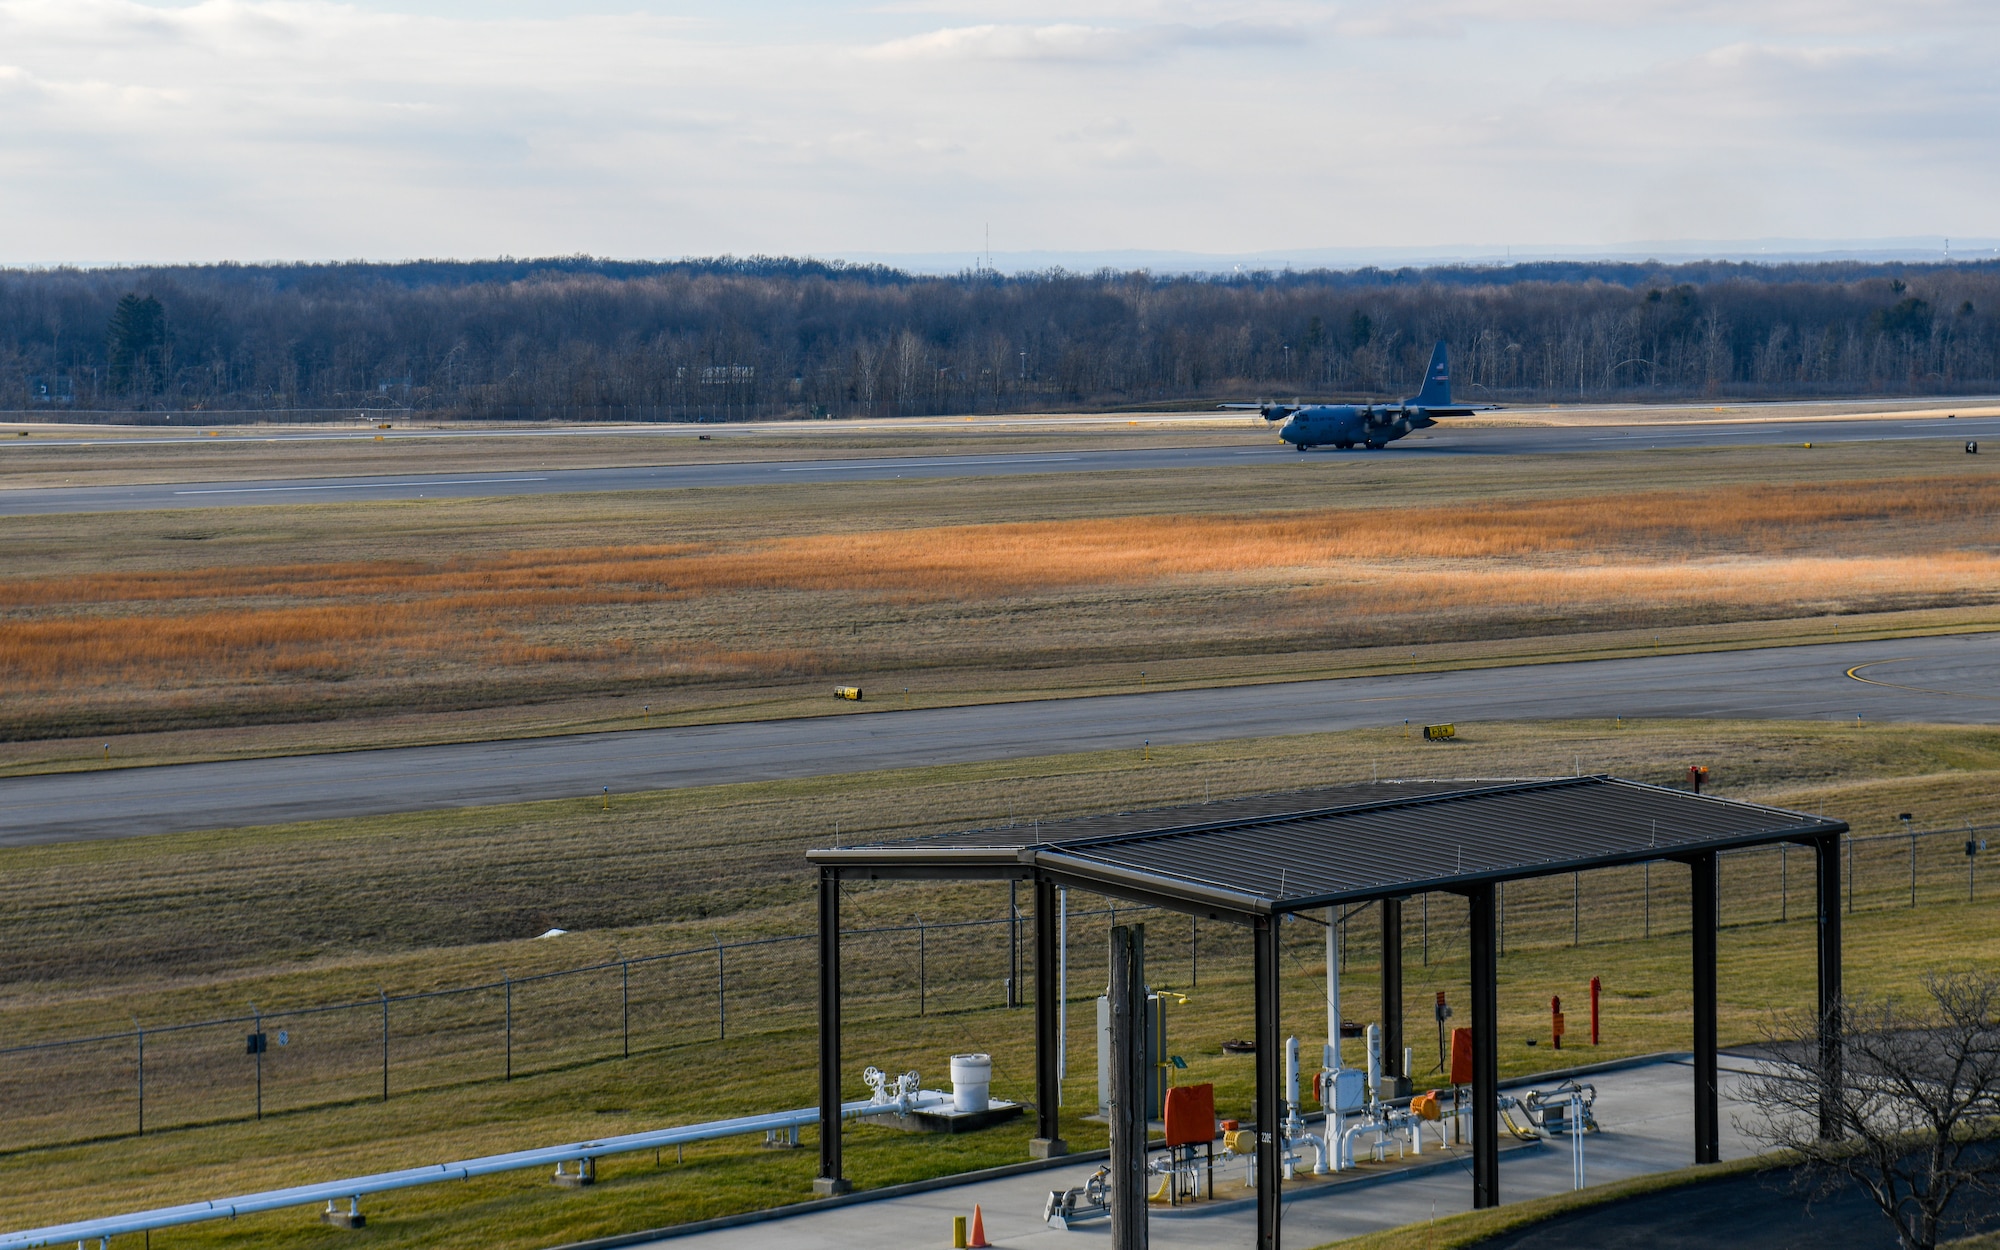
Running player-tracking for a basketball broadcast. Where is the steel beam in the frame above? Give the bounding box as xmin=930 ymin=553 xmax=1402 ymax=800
xmin=1817 ymin=833 xmax=1845 ymax=1141
xmin=1109 ymin=924 xmax=1149 ymax=1250
xmin=1255 ymin=916 xmax=1282 ymax=1250
xmin=1468 ymin=883 xmax=1499 ymax=1209
xmin=1690 ymin=853 xmax=1719 ymax=1165
xmin=814 ymin=866 xmax=851 ymax=1195
xmin=1032 ymin=876 xmax=1067 ymax=1157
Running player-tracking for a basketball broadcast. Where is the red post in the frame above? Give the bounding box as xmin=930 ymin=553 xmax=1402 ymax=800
xmin=1550 ymin=994 xmax=1564 ymax=1051
xmin=1589 ymin=976 xmax=1601 ymax=1046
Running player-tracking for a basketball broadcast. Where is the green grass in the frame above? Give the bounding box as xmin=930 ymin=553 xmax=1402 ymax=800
xmin=6 ymin=718 xmax=2000 ymax=1245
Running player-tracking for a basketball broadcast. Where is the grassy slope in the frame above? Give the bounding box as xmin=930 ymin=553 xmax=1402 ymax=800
xmin=5 ymin=720 xmax=2000 ymax=1245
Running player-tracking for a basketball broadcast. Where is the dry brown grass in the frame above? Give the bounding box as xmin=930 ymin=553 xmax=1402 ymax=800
xmin=4 ymin=454 xmax=1998 ymax=742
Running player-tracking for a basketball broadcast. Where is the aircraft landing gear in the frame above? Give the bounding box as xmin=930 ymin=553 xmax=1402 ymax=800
xmin=1295 ymin=444 xmax=1310 ymax=452
xmin=1365 ymin=440 xmax=1385 ymax=450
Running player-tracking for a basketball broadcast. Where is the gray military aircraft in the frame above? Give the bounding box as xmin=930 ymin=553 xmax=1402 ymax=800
xmin=1226 ymin=340 xmax=1488 ymax=450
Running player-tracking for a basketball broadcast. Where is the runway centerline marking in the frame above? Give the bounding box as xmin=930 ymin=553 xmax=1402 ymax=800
xmin=173 ymin=476 xmax=549 ymax=495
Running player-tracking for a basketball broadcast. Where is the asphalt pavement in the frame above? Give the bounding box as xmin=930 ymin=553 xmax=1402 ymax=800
xmin=3 ymin=414 xmax=1996 ymax=516
xmin=4 ymin=633 xmax=1996 ymax=845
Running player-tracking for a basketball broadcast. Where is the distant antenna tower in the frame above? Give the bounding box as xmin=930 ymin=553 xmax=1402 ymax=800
xmin=984 ymin=223 xmax=991 ymax=273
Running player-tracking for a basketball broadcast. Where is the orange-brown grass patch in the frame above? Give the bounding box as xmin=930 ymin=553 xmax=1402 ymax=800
xmin=5 ymin=475 xmax=1992 ymax=608
xmin=3 ymin=475 xmax=1997 ymax=708
xmin=1291 ymin=554 xmax=2000 ymax=616
xmin=717 ymin=475 xmax=1998 ymax=596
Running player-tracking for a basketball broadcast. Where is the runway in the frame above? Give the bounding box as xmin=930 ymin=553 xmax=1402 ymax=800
xmin=3 ymin=632 xmax=1995 ymax=845
xmin=2 ymin=413 xmax=1995 ymax=516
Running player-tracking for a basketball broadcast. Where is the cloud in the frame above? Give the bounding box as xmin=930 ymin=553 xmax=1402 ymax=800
xmin=867 ymin=19 xmax=1291 ymax=61
xmin=0 ymin=1 xmax=1995 ymax=261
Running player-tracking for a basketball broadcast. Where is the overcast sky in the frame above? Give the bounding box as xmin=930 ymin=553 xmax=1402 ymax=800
xmin=1 ymin=1 xmax=1996 ymax=264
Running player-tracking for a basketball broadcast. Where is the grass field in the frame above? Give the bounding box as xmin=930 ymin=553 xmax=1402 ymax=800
xmin=2 ymin=438 xmax=1997 ymax=753
xmin=4 ymin=718 xmax=2000 ymax=1246
xmin=7 ymin=424 xmax=2000 ymax=1247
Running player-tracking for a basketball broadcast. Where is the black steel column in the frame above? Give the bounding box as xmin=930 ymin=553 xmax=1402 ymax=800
xmin=1381 ymin=897 xmax=1405 ymax=1093
xmin=1109 ymin=923 xmax=1149 ymax=1250
xmin=1691 ymin=853 xmax=1719 ymax=1165
xmin=1254 ymin=915 xmax=1283 ymax=1250
xmin=1468 ymin=883 xmax=1499 ymax=1209
xmin=1816 ymin=834 xmax=1845 ymax=1141
xmin=1032 ymin=876 xmax=1067 ymax=1157
xmin=814 ymin=866 xmax=851 ymax=1195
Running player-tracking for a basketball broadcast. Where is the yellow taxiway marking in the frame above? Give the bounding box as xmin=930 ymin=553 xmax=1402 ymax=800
xmin=1845 ymin=659 xmax=1994 ymax=700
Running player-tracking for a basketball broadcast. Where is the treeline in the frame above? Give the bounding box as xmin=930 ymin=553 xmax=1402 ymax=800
xmin=2 ymin=256 xmax=1998 ymax=419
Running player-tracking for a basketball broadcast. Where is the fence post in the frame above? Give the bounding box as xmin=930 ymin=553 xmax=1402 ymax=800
xmin=505 ymin=977 xmax=513 ymax=1081
xmin=1191 ymin=915 xmax=1199 ymax=987
xmin=716 ymin=943 xmax=727 ymax=1041
xmin=1644 ymin=863 xmax=1651 ymax=938
xmin=380 ymin=989 xmax=389 ymax=1102
xmin=1911 ymin=830 xmax=1919 ymax=908
xmin=1846 ymin=833 xmax=1854 ymax=914
xmin=1499 ymin=882 xmax=1506 ymax=956
xmin=1572 ymin=872 xmax=1580 ymax=946
xmin=135 ymin=1021 xmax=145 ymax=1137
xmin=919 ymin=919 xmax=928 ymax=1017
xmin=1422 ymin=893 xmax=1430 ymax=966
xmin=623 ymin=961 xmax=631 ymax=1059
xmin=1780 ymin=844 xmax=1788 ymax=922
xmin=253 ymin=1005 xmax=263 ymax=1121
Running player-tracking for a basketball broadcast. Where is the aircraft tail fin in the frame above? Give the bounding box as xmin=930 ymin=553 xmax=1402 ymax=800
xmin=1407 ymin=341 xmax=1451 ymax=408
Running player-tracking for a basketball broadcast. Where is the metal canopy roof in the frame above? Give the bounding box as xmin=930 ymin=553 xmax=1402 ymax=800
xmin=808 ymin=776 xmax=1847 ymax=922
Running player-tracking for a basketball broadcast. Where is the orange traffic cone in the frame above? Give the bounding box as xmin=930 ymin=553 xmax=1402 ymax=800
xmin=967 ymin=1203 xmax=990 ymax=1248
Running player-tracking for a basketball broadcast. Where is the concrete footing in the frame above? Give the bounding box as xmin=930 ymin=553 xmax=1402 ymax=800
xmin=812 ymin=1176 xmax=854 ymax=1197
xmin=1029 ymin=1137 xmax=1070 ymax=1159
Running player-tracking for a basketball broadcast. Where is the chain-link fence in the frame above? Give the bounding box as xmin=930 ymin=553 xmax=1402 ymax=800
xmin=0 ymin=903 xmax=1125 ymax=1155
xmin=7 ymin=821 xmax=1993 ymax=1155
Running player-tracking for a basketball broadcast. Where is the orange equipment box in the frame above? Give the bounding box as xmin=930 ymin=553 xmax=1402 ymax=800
xmin=1162 ymin=1083 xmax=1215 ymax=1148
xmin=1449 ymin=1026 xmax=1474 ymax=1086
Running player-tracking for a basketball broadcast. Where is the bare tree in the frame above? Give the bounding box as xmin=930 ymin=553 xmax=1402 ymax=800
xmin=1737 ymin=972 xmax=2000 ymax=1250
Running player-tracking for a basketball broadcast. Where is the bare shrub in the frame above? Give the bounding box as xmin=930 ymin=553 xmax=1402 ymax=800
xmin=1738 ymin=972 xmax=2000 ymax=1250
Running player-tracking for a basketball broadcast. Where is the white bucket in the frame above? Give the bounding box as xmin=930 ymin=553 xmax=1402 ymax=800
xmin=949 ymin=1052 xmax=992 ymax=1114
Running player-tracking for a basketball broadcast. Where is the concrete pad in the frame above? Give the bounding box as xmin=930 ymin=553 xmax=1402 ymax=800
xmin=608 ymin=1057 xmax=1763 ymax=1250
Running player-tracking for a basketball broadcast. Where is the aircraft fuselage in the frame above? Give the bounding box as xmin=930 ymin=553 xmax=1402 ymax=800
xmin=1278 ymin=405 xmax=1438 ymax=450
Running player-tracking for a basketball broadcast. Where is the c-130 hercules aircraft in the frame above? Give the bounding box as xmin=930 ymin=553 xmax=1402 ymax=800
xmin=1225 ymin=340 xmax=1490 ymax=450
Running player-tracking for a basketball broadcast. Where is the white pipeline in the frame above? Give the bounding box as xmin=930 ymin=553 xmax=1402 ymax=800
xmin=1 ymin=1077 xmax=949 ymax=1250
xmin=1365 ymin=1023 xmax=1382 ymax=1105
xmin=1280 ymin=1036 xmax=1330 ymax=1177
xmin=1339 ymin=1107 xmax=1425 ymax=1168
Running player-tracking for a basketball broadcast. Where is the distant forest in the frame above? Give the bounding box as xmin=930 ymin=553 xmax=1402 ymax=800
xmin=3 ymin=255 xmax=1998 ymax=420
